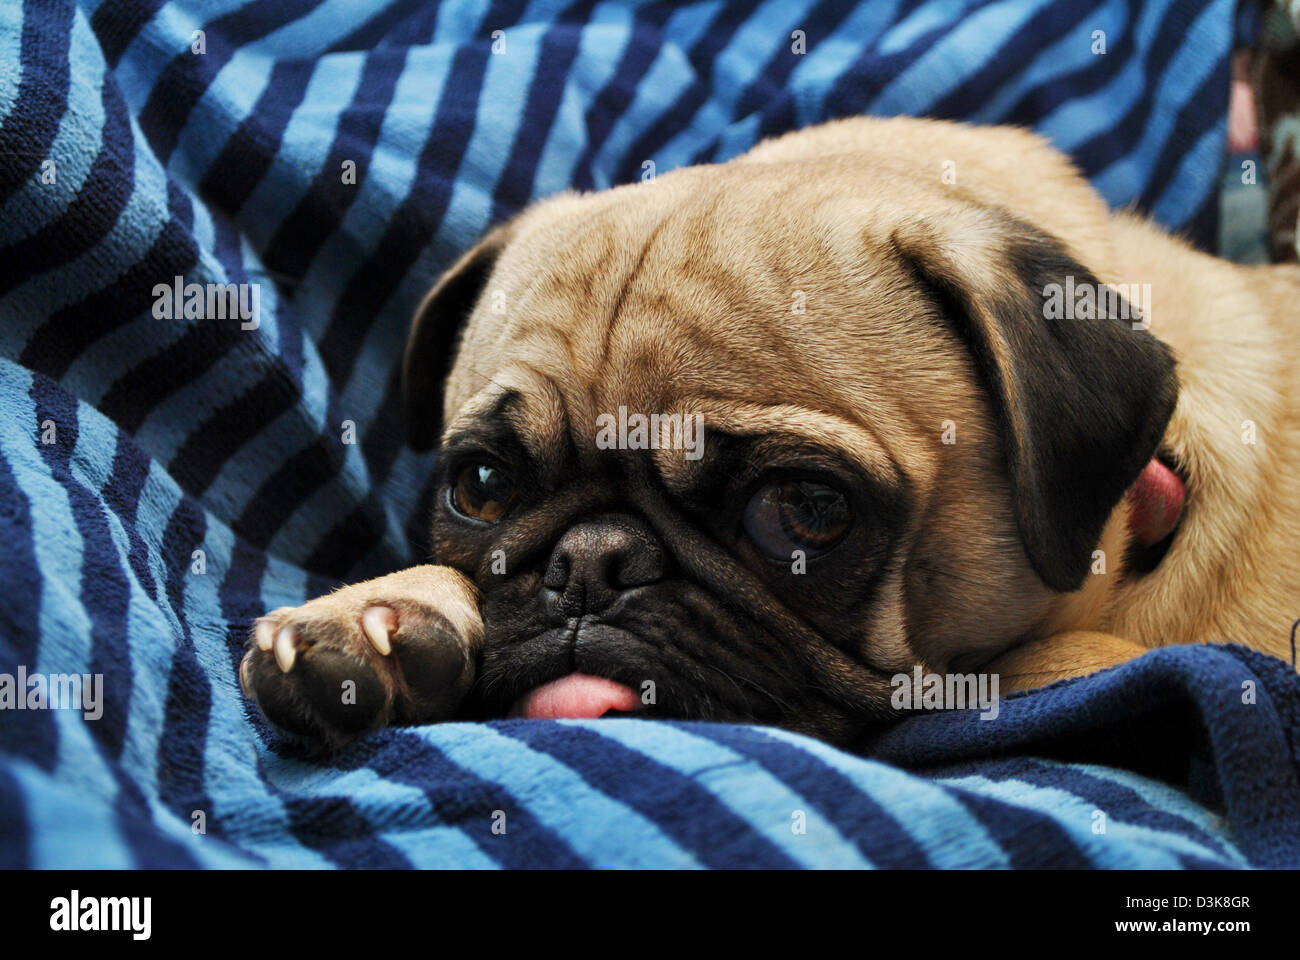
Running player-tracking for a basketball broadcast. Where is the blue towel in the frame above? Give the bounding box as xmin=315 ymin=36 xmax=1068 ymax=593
xmin=3 ymin=0 xmax=1292 ymax=869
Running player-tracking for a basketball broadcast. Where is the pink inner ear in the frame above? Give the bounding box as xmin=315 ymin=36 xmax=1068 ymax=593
xmin=1126 ymin=458 xmax=1185 ymax=548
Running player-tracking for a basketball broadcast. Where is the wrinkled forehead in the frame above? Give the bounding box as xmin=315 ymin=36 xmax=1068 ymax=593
xmin=442 ymin=165 xmax=979 ymax=496
xmin=448 ymin=172 xmax=929 ymax=412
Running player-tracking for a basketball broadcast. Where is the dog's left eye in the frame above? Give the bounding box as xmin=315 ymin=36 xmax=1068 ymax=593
xmin=449 ymin=463 xmax=516 ymax=523
xmin=743 ymin=480 xmax=851 ymax=559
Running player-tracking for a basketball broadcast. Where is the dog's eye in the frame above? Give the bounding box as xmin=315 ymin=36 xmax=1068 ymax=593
xmin=449 ymin=463 xmax=516 ymax=523
xmin=743 ymin=480 xmax=850 ymax=559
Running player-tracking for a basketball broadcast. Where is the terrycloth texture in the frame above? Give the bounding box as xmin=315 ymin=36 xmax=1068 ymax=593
xmin=0 ymin=0 xmax=1282 ymax=868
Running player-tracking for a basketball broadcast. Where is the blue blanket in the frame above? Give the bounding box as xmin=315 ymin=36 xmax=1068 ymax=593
xmin=3 ymin=0 xmax=1296 ymax=869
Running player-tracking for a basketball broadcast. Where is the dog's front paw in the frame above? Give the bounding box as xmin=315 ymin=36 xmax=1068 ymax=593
xmin=239 ymin=566 xmax=482 ymax=747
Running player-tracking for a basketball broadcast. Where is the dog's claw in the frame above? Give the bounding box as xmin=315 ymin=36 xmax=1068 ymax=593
xmin=255 ymin=619 xmax=275 ymax=651
xmin=362 ymin=606 xmax=396 ymax=656
xmin=274 ymin=626 xmax=297 ymax=673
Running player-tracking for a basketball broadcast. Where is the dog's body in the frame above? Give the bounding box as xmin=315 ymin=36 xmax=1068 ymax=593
xmin=240 ymin=116 xmax=1300 ymax=748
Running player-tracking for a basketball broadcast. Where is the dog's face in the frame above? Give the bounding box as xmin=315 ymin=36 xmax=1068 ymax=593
xmin=402 ymin=127 xmax=1178 ymax=746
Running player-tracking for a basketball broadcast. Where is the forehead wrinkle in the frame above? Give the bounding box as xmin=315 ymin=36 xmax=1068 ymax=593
xmin=674 ymin=394 xmax=902 ymax=483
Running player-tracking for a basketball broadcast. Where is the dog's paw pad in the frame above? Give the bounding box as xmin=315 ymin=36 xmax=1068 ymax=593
xmin=240 ymin=596 xmax=475 ymax=747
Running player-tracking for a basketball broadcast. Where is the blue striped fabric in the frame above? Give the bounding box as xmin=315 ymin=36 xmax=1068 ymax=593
xmin=2 ymin=0 xmax=1290 ymax=869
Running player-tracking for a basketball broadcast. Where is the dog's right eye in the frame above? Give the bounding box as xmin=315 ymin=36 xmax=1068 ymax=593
xmin=743 ymin=479 xmax=851 ymax=559
xmin=449 ymin=463 xmax=516 ymax=523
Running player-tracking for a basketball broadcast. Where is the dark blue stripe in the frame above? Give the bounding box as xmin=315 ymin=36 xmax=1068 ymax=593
xmin=0 ymin=69 xmax=135 ymax=297
xmin=568 ymin=6 xmax=679 ymax=191
xmin=18 ymin=178 xmax=200 ymax=381
xmin=136 ymin=0 xmax=327 ymax=165
xmin=927 ymin=0 xmax=1103 ymax=123
xmin=979 ymin=756 xmax=1243 ymax=866
xmin=279 ymin=794 xmax=414 ymax=868
xmin=1068 ymin=3 xmax=1208 ymax=185
xmin=0 ymin=0 xmax=72 ymax=208
xmin=501 ymin=720 xmax=801 ymax=868
xmin=96 ymin=204 xmax=284 ymax=435
xmin=29 ymin=374 xmax=202 ymax=868
xmin=612 ymin=5 xmax=745 ymax=187
xmin=0 ymin=764 xmax=29 ymax=867
xmin=0 ymin=428 xmax=58 ymax=771
xmin=196 ymin=1 xmax=433 ymax=222
xmin=198 ymin=59 xmax=316 ymax=218
xmin=947 ymin=785 xmax=1095 ymax=868
xmin=694 ymin=723 xmax=933 ymax=867
xmin=90 ymin=0 xmax=165 ymax=69
xmin=490 ymin=13 xmax=592 ymax=219
xmin=260 ymin=46 xmax=410 ymax=285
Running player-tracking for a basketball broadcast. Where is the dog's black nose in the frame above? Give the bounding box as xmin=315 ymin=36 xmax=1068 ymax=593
xmin=543 ymin=515 xmax=665 ymax=615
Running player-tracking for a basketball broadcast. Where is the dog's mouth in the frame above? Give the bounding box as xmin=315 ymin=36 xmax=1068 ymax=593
xmin=507 ymin=672 xmax=644 ymax=719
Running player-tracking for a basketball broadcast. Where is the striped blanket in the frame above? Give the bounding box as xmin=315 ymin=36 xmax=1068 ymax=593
xmin=3 ymin=0 xmax=1297 ymax=869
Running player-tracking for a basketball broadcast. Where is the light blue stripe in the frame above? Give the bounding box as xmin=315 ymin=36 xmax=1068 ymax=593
xmin=0 ymin=0 xmax=25 ymax=124
xmin=167 ymin=43 xmax=275 ymax=181
xmin=299 ymin=43 xmax=455 ymax=325
xmin=531 ymin=3 xmax=636 ymax=198
xmin=170 ymin=491 xmax=335 ymax=869
xmin=591 ymin=1 xmax=727 ymax=177
xmin=108 ymin=0 xmax=249 ymax=110
xmin=11 ymin=760 xmax=135 ymax=868
xmin=762 ymin=726 xmax=1011 ymax=868
xmin=1091 ymin=0 xmax=1231 ymax=205
xmin=0 ymin=129 xmax=172 ymax=353
xmin=581 ymin=720 xmax=874 ymax=868
xmin=0 ymin=8 xmax=107 ymax=244
xmin=877 ymin=0 xmax=957 ymax=55
xmin=130 ymin=265 xmax=290 ymax=469
xmin=239 ymin=52 xmax=364 ymax=247
xmin=786 ymin=0 xmax=903 ymax=127
xmin=1152 ymin=119 xmax=1225 ymax=228
xmin=938 ymin=773 xmax=1229 ymax=868
xmin=870 ymin=0 xmax=1054 ymax=117
xmin=332 ymin=23 xmax=547 ymax=418
xmin=633 ymin=0 xmax=821 ymax=183
xmin=973 ymin=0 xmax=1156 ymax=126
xmin=0 ymin=363 xmax=158 ymax=866
xmin=261 ymin=756 xmax=496 ymax=868
xmin=425 ymin=723 xmax=705 ymax=868
xmin=1026 ymin=758 xmax=1250 ymax=867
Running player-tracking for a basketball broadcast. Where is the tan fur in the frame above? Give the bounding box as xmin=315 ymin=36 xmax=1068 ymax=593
xmin=250 ymin=116 xmax=1300 ymax=732
xmin=441 ymin=115 xmax=1300 ymax=680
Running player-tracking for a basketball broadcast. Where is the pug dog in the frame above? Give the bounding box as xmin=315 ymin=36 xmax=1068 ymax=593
xmin=239 ymin=115 xmax=1300 ymax=749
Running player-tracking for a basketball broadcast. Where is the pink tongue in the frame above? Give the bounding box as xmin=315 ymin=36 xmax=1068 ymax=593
xmin=512 ymin=673 xmax=641 ymax=719
xmin=1127 ymin=458 xmax=1185 ymax=547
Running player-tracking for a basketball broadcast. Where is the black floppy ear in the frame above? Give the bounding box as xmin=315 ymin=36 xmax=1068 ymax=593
xmin=402 ymin=226 xmax=511 ymax=450
xmin=893 ymin=210 xmax=1178 ymax=592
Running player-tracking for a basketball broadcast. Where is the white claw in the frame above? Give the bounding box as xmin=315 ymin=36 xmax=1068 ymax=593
xmin=362 ymin=606 xmax=396 ymax=656
xmin=255 ymin=620 xmax=275 ymax=651
xmin=239 ymin=654 xmax=255 ymax=697
xmin=273 ymin=627 xmax=297 ymax=673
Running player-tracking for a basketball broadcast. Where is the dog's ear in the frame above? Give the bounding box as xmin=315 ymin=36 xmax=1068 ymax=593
xmin=403 ymin=225 xmax=512 ymax=450
xmin=892 ymin=209 xmax=1178 ymax=592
